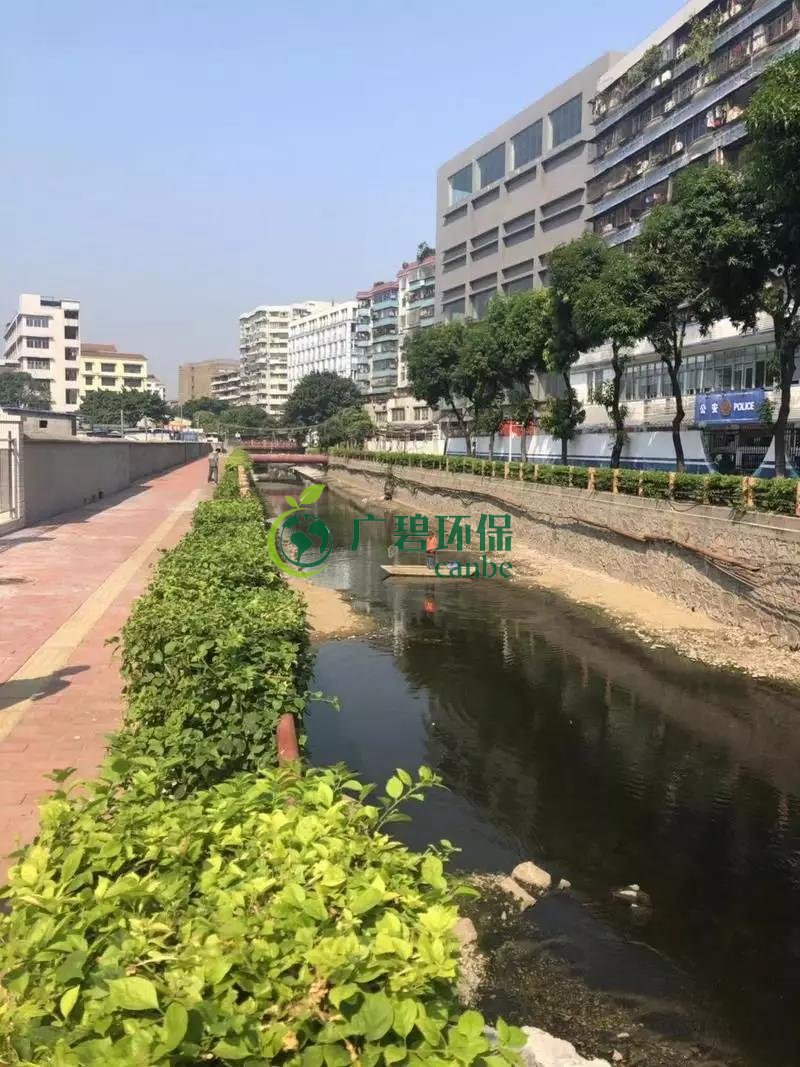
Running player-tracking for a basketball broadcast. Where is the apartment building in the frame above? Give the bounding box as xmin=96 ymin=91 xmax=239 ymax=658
xmin=397 ymin=255 xmax=436 ymax=388
xmin=589 ymin=0 xmax=799 ymax=244
xmin=145 ymin=374 xmax=167 ymax=401
xmin=2 ymin=294 xmax=81 ymax=412
xmin=211 ymin=368 xmax=242 ymax=406
xmin=287 ymin=301 xmax=368 ymax=394
xmin=239 ymin=302 xmax=327 ymax=416
xmin=571 ymin=0 xmax=800 ymax=473
xmin=178 ymin=359 xmax=238 ymax=403
xmin=435 ymin=54 xmax=621 ymax=322
xmin=355 ymin=282 xmax=400 ymax=398
xmin=80 ymin=343 xmax=148 ymax=396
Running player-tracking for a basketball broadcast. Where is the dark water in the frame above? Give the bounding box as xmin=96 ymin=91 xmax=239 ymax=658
xmin=262 ymin=482 xmax=800 ymax=1067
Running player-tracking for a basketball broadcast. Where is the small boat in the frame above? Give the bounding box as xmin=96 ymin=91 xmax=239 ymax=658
xmin=380 ymin=564 xmax=476 ymax=580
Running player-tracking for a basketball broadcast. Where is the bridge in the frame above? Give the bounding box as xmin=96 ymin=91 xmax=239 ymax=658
xmin=245 ymin=453 xmax=328 ymax=465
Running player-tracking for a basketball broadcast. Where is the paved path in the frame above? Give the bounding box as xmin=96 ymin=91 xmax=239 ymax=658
xmin=0 ymin=459 xmax=212 ymax=880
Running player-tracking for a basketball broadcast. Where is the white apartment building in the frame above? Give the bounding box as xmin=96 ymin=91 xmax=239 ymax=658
xmin=239 ymin=302 xmax=328 ymax=416
xmin=2 ymin=294 xmax=81 ymax=412
xmin=287 ymin=301 xmax=369 ymax=393
xmin=145 ymin=374 xmax=167 ymax=401
xmin=211 ymin=367 xmax=242 ymax=405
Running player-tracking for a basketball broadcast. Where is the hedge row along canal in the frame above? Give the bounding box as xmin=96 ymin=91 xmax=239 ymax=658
xmin=0 ymin=452 xmax=523 ymax=1066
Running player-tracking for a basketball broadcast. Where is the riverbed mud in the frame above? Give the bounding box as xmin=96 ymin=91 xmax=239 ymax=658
xmin=286 ymin=575 xmax=372 ymax=639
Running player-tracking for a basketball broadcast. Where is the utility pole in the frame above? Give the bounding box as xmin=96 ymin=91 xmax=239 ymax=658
xmin=120 ymin=406 xmax=124 ymax=438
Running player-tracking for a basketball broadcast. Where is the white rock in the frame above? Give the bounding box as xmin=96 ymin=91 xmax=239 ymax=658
xmin=512 ymin=861 xmax=552 ymax=894
xmin=519 ymin=1026 xmax=611 ymax=1067
xmin=496 ymin=875 xmax=536 ymax=909
xmin=453 ymin=916 xmax=478 ymax=946
xmin=558 ymin=878 xmax=572 ymax=891
xmin=612 ymin=1052 xmax=624 ymax=1063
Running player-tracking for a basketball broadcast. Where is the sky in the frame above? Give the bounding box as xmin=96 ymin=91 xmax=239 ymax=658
xmin=1 ymin=0 xmax=680 ymax=395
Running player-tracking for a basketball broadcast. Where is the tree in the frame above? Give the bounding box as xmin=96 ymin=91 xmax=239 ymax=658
xmin=572 ymin=246 xmax=646 ymax=467
xmin=283 ymin=372 xmax=364 ymax=427
xmin=218 ymin=406 xmax=277 ymax=435
xmin=405 ymin=321 xmax=473 ymax=450
xmin=416 ymin=241 xmax=435 ymax=262
xmin=80 ymin=388 xmax=168 ymax=425
xmin=318 ymin=407 xmax=374 ymax=449
xmin=0 ymin=370 xmax=51 ymax=410
xmin=547 ymin=234 xmax=610 ymax=463
xmin=191 ymin=409 xmax=221 ymax=434
xmin=632 ymin=187 xmax=723 ymax=472
xmin=179 ymin=396 xmax=229 ymax=419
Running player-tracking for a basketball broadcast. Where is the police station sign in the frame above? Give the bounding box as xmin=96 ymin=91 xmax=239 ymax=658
xmin=694 ymin=389 xmax=765 ymax=425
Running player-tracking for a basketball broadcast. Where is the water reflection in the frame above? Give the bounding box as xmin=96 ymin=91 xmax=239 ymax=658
xmin=260 ymin=483 xmax=800 ymax=1067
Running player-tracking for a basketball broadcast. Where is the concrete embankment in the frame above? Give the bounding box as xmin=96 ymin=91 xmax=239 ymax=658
xmin=325 ymin=458 xmax=800 ymax=683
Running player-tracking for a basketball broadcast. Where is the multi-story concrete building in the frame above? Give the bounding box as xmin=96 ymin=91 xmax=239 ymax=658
xmin=238 ymin=303 xmax=327 ymax=416
xmin=287 ymin=301 xmax=368 ymax=394
xmin=145 ymin=374 xmax=167 ymax=401
xmin=178 ymin=359 xmax=238 ymax=404
xmin=355 ymin=281 xmax=401 ymax=399
xmin=2 ymin=294 xmax=82 ymax=412
xmin=570 ymin=0 xmax=800 ymax=474
xmin=588 ymin=0 xmax=799 ymax=246
xmin=80 ymin=343 xmax=148 ymax=396
xmin=211 ymin=368 xmax=242 ymax=406
xmin=397 ymin=255 xmax=436 ymax=388
xmin=435 ymin=54 xmax=620 ymax=322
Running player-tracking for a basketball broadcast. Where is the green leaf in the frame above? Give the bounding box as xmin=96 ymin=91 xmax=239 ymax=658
xmin=456 ymin=1009 xmax=485 ymax=1038
xmin=108 ymin=976 xmax=159 ymax=1011
xmin=285 ymin=496 xmax=299 ymax=509
xmin=162 ymin=1002 xmax=189 ymax=1052
xmin=392 ymin=998 xmax=417 ymax=1038
xmin=385 ymin=775 xmax=403 ymax=800
xmin=353 ymin=991 xmax=394 ymax=1041
xmin=214 ymin=1039 xmax=251 ymax=1060
xmin=300 ymin=483 xmax=326 ymax=505
xmin=323 ymin=1047 xmax=351 ymax=1067
xmin=350 ymin=886 xmax=384 ymax=915
xmin=60 ymin=985 xmax=79 ymax=1018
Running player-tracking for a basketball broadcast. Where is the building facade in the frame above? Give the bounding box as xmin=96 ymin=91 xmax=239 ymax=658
xmin=238 ymin=303 xmax=327 ymax=416
xmin=2 ymin=294 xmax=81 ymax=412
xmin=178 ymin=359 xmax=239 ymax=404
xmin=434 ymin=54 xmax=620 ymax=322
xmin=588 ymin=0 xmax=799 ymax=245
xmin=397 ymin=255 xmax=436 ymax=388
xmin=145 ymin=374 xmax=167 ymax=401
xmin=287 ymin=301 xmax=368 ymax=394
xmin=355 ymin=281 xmax=401 ymax=398
xmin=80 ymin=343 xmax=148 ymax=397
xmin=211 ymin=368 xmax=242 ymax=406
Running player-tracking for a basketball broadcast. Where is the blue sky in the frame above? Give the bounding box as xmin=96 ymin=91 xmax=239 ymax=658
xmin=1 ymin=0 xmax=678 ymax=394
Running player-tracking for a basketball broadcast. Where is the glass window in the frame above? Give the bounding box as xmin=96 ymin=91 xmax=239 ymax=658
xmin=549 ymin=94 xmax=582 ymax=148
xmin=449 ymin=164 xmax=473 ymax=205
xmin=477 ymin=144 xmax=505 ymax=188
xmin=505 ymin=275 xmax=533 ymax=295
xmin=472 ymin=289 xmax=496 ymax=318
xmin=512 ymin=120 xmax=543 ymax=169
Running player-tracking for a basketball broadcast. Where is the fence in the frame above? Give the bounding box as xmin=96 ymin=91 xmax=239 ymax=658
xmin=0 ymin=418 xmax=22 ymax=533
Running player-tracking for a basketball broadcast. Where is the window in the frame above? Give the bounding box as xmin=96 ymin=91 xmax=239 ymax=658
xmin=25 ymin=357 xmax=51 ymax=370
xmin=64 ymin=309 xmax=79 ymax=320
xmin=25 ymin=315 xmax=50 ymax=328
xmin=65 ymin=389 xmax=79 ymax=405
xmin=123 ymin=363 xmax=142 ymax=374
xmin=64 ymin=326 xmax=78 ymax=340
xmin=84 ymin=375 xmax=94 ymax=385
xmin=65 ymin=368 xmax=78 ymax=382
xmin=101 ymin=376 xmax=115 ymax=387
xmin=391 ymin=408 xmax=405 ymax=422
xmin=477 ymin=144 xmax=505 ymax=188
xmin=413 ymin=406 xmax=430 ymax=421
xmin=100 ymin=362 xmax=116 ymax=372
xmin=549 ymin=94 xmax=582 ymax=148
xmin=449 ymin=163 xmax=473 ymax=205
xmin=472 ymin=289 xmax=496 ymax=318
xmin=504 ymin=275 xmax=533 ymax=295
xmin=65 ymin=347 xmax=78 ymax=361
xmin=26 ymin=337 xmax=50 ymax=349
xmin=84 ymin=361 xmax=93 ymax=370
xmin=512 ymin=120 xmax=543 ymax=169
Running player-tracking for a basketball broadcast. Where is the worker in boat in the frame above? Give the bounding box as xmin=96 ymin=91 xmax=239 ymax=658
xmin=425 ymin=529 xmax=437 ymax=570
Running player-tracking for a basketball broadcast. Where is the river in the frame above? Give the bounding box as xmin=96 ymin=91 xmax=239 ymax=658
xmin=261 ymin=481 xmax=800 ymax=1067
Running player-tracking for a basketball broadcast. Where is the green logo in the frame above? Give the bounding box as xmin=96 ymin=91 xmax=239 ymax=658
xmin=267 ymin=483 xmax=333 ymax=579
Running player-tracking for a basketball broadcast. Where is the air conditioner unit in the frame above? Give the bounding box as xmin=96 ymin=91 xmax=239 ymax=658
xmin=664 ymin=99 xmax=675 ymax=113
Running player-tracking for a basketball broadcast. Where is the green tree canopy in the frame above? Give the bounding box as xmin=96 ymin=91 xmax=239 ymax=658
xmin=218 ymin=406 xmax=277 ymax=435
xmin=318 ymin=406 xmax=374 ymax=449
xmin=405 ymin=321 xmax=472 ymax=448
xmin=80 ymin=388 xmax=168 ymax=426
xmin=283 ymin=372 xmax=364 ymax=427
xmin=0 ymin=370 xmax=52 ymax=410
xmin=179 ymin=396 xmax=230 ymax=419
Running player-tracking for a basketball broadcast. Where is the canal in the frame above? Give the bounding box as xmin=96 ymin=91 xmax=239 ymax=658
xmin=261 ymin=482 xmax=800 ymax=1067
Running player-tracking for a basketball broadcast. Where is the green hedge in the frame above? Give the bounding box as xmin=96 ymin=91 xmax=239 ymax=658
xmin=330 ymin=449 xmax=798 ymax=516
xmin=0 ymin=461 xmax=523 ymax=1066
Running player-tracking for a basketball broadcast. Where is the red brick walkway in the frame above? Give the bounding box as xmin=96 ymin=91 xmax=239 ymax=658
xmin=0 ymin=459 xmax=212 ymax=880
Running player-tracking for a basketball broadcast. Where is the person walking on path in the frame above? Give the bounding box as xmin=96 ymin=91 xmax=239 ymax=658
xmin=207 ymin=447 xmax=220 ymax=484
xmin=425 ymin=529 xmax=438 ymax=571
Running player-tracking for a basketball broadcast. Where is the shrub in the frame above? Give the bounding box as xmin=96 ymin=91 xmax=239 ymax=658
xmin=705 ymin=475 xmax=745 ymax=508
xmin=570 ymin=466 xmax=590 ymax=489
xmin=639 ymin=471 xmax=671 ymax=499
xmin=751 ymin=476 xmax=797 ymax=515
xmin=616 ymin=469 xmax=641 ymax=496
xmin=593 ymin=468 xmax=614 ymax=492
xmin=0 ymin=763 xmax=524 ymax=1066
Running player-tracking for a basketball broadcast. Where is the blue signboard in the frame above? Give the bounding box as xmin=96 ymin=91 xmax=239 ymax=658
xmin=695 ymin=389 xmax=765 ymax=425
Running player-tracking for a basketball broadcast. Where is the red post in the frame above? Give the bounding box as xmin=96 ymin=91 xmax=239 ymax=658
xmin=276 ymin=713 xmax=300 ymax=764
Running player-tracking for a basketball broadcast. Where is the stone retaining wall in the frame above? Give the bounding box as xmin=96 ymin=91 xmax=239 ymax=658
xmin=328 ymin=458 xmax=800 ymax=649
